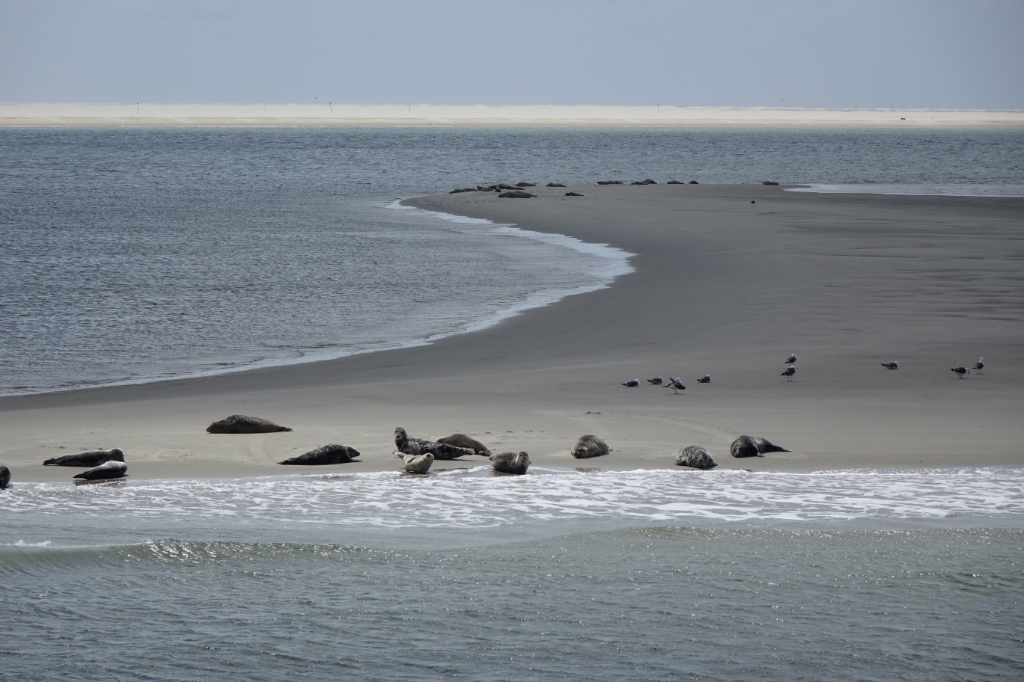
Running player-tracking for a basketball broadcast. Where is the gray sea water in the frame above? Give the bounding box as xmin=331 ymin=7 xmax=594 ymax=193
xmin=3 ymin=127 xmax=1024 ymax=679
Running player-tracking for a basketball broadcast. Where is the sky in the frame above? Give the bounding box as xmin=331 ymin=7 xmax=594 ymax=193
xmin=1 ymin=0 xmax=1022 ymax=109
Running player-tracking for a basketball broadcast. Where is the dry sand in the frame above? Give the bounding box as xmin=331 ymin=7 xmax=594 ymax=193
xmin=3 ymin=104 xmax=1023 ymax=128
xmin=1 ymin=184 xmax=1022 ymax=482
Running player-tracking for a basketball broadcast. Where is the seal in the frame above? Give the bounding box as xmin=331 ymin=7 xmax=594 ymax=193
xmin=207 ymin=415 xmax=292 ymax=434
xmin=491 ymin=451 xmax=530 ymax=475
xmin=437 ymin=434 xmax=491 ymax=455
xmin=730 ymin=435 xmax=791 ymax=458
xmin=0 ymin=465 xmax=10 ymax=489
xmin=395 ymin=427 xmax=474 ymax=460
xmin=571 ymin=434 xmax=609 ymax=459
xmin=675 ymin=445 xmax=717 ymax=469
xmin=44 ymin=448 xmax=125 ymax=467
xmin=74 ymin=460 xmax=128 ymax=480
xmin=279 ymin=444 xmax=360 ymax=465
xmin=403 ymin=453 xmax=434 ymax=474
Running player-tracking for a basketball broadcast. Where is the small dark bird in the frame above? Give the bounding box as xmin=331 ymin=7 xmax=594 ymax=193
xmin=782 ymin=366 xmax=796 ymax=381
xmin=697 ymin=375 xmax=711 ymax=383
xmin=622 ymin=379 xmax=640 ymax=387
xmin=785 ymin=354 xmax=797 ymax=364
xmin=647 ymin=376 xmax=664 ymax=385
xmin=973 ymin=357 xmax=984 ymax=373
xmin=881 ymin=361 xmax=899 ymax=370
xmin=666 ymin=377 xmax=686 ymax=393
xmin=951 ymin=367 xmax=969 ymax=379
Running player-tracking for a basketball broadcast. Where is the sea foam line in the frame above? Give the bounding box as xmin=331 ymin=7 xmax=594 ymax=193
xmin=787 ymin=183 xmax=1024 ymax=197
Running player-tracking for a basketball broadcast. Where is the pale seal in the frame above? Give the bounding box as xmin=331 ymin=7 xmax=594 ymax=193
xmin=675 ymin=446 xmax=717 ymax=469
xmin=437 ymin=434 xmax=491 ymax=455
xmin=44 ymin=448 xmax=125 ymax=467
xmin=74 ymin=460 xmax=128 ymax=480
xmin=571 ymin=435 xmax=609 ymax=459
xmin=395 ymin=427 xmax=474 ymax=460
xmin=491 ymin=451 xmax=530 ymax=475
xmin=279 ymin=444 xmax=360 ymax=465
xmin=0 ymin=465 xmax=10 ymax=489
xmin=207 ymin=415 xmax=292 ymax=434
xmin=730 ymin=435 xmax=790 ymax=458
xmin=403 ymin=453 xmax=434 ymax=474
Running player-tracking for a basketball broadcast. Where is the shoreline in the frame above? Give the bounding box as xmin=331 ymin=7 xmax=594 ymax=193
xmin=1 ymin=184 xmax=1022 ymax=481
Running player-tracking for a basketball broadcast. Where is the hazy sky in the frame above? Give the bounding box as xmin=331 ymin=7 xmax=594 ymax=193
xmin=2 ymin=0 xmax=1022 ymax=109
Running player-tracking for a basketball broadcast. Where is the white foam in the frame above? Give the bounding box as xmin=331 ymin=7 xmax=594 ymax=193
xmin=787 ymin=183 xmax=1024 ymax=197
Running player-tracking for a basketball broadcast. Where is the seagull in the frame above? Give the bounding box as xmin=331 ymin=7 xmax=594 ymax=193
xmin=785 ymin=354 xmax=797 ymax=364
xmin=881 ymin=361 xmax=899 ymax=370
xmin=697 ymin=375 xmax=711 ymax=383
xmin=972 ymin=357 xmax=984 ymax=373
xmin=951 ymin=367 xmax=969 ymax=379
xmin=666 ymin=377 xmax=686 ymax=393
xmin=647 ymin=376 xmax=663 ymax=385
xmin=781 ymin=366 xmax=796 ymax=381
xmin=622 ymin=379 xmax=640 ymax=387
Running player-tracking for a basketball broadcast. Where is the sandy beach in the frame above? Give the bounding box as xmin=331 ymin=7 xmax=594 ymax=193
xmin=1 ymin=184 xmax=1022 ymax=481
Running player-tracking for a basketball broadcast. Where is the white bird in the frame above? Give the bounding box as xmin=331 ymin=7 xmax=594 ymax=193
xmin=785 ymin=354 xmax=797 ymax=364
xmin=781 ymin=366 xmax=796 ymax=381
xmin=881 ymin=361 xmax=899 ymax=370
xmin=665 ymin=377 xmax=686 ymax=393
xmin=697 ymin=375 xmax=711 ymax=384
xmin=622 ymin=379 xmax=640 ymax=387
xmin=647 ymin=376 xmax=663 ymax=385
xmin=951 ymin=366 xmax=969 ymax=379
xmin=972 ymin=357 xmax=984 ymax=373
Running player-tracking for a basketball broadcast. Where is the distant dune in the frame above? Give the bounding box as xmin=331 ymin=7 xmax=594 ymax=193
xmin=2 ymin=104 xmax=1023 ymax=128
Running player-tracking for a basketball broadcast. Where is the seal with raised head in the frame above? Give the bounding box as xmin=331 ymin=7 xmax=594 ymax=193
xmin=675 ymin=445 xmax=717 ymax=469
xmin=571 ymin=435 xmax=609 ymax=459
xmin=207 ymin=415 xmax=292 ymax=434
xmin=0 ymin=465 xmax=10 ymax=489
xmin=730 ymin=435 xmax=790 ymax=458
xmin=279 ymin=444 xmax=360 ymax=465
xmin=395 ymin=427 xmax=474 ymax=460
xmin=44 ymin=448 xmax=125 ymax=467
xmin=403 ymin=453 xmax=434 ymax=474
xmin=437 ymin=434 xmax=491 ymax=455
xmin=74 ymin=460 xmax=128 ymax=480
xmin=491 ymin=451 xmax=530 ymax=475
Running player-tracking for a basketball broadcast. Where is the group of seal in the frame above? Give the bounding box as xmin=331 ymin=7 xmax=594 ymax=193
xmin=674 ymin=435 xmax=791 ymax=470
xmin=41 ymin=447 xmax=128 ymax=482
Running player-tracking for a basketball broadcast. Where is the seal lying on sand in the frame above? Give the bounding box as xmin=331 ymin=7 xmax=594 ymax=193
xmin=74 ymin=461 xmax=127 ymax=480
xmin=279 ymin=444 xmax=360 ymax=465
xmin=0 ymin=465 xmax=10 ymax=489
xmin=395 ymin=427 xmax=474 ymax=460
xmin=437 ymin=434 xmax=490 ymax=455
xmin=571 ymin=435 xmax=609 ymax=459
xmin=491 ymin=451 xmax=530 ymax=475
xmin=207 ymin=415 xmax=292 ymax=434
xmin=403 ymin=453 xmax=433 ymax=474
xmin=730 ymin=435 xmax=790 ymax=458
xmin=44 ymin=448 xmax=125 ymax=467
xmin=675 ymin=445 xmax=716 ymax=469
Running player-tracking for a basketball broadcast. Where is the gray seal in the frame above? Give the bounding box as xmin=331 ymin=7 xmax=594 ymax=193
xmin=395 ymin=427 xmax=474 ymax=460
xmin=279 ymin=444 xmax=360 ymax=465
xmin=571 ymin=435 xmax=609 ymax=459
xmin=74 ymin=460 xmax=128 ymax=480
xmin=206 ymin=415 xmax=292 ymax=434
xmin=491 ymin=451 xmax=530 ymax=475
xmin=675 ymin=445 xmax=717 ymax=469
xmin=730 ymin=435 xmax=791 ymax=458
xmin=0 ymin=465 xmax=10 ymax=489
xmin=44 ymin=448 xmax=125 ymax=467
xmin=403 ymin=453 xmax=434 ymax=474
xmin=437 ymin=434 xmax=491 ymax=455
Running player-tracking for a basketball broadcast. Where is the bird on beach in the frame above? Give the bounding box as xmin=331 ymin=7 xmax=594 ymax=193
xmin=666 ymin=377 xmax=686 ymax=393
xmin=622 ymin=379 xmax=640 ymax=387
xmin=697 ymin=375 xmax=711 ymax=383
xmin=647 ymin=376 xmax=663 ymax=385
xmin=785 ymin=354 xmax=797 ymax=364
xmin=951 ymin=366 xmax=969 ymax=379
xmin=973 ymin=357 xmax=984 ymax=373
xmin=881 ymin=361 xmax=899 ymax=370
xmin=782 ymin=366 xmax=796 ymax=381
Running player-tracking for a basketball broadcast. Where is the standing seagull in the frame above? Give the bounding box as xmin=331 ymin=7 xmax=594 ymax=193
xmin=951 ymin=366 xmax=969 ymax=379
xmin=881 ymin=361 xmax=899 ymax=370
xmin=666 ymin=377 xmax=686 ymax=394
xmin=622 ymin=379 xmax=640 ymax=387
xmin=781 ymin=366 xmax=796 ymax=381
xmin=972 ymin=357 xmax=984 ymax=374
xmin=647 ymin=376 xmax=663 ymax=385
xmin=785 ymin=354 xmax=797 ymax=364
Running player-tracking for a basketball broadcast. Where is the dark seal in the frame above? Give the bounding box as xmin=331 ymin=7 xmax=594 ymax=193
xmin=74 ymin=461 xmax=128 ymax=480
xmin=395 ymin=427 xmax=474 ymax=460
xmin=279 ymin=444 xmax=360 ymax=465
xmin=571 ymin=434 xmax=609 ymax=459
xmin=44 ymin=448 xmax=125 ymax=467
xmin=206 ymin=415 xmax=292 ymax=434
xmin=0 ymin=465 xmax=10 ymax=489
xmin=437 ymin=434 xmax=491 ymax=455
xmin=491 ymin=451 xmax=530 ymax=475
xmin=730 ymin=435 xmax=790 ymax=458
xmin=675 ymin=445 xmax=716 ymax=469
